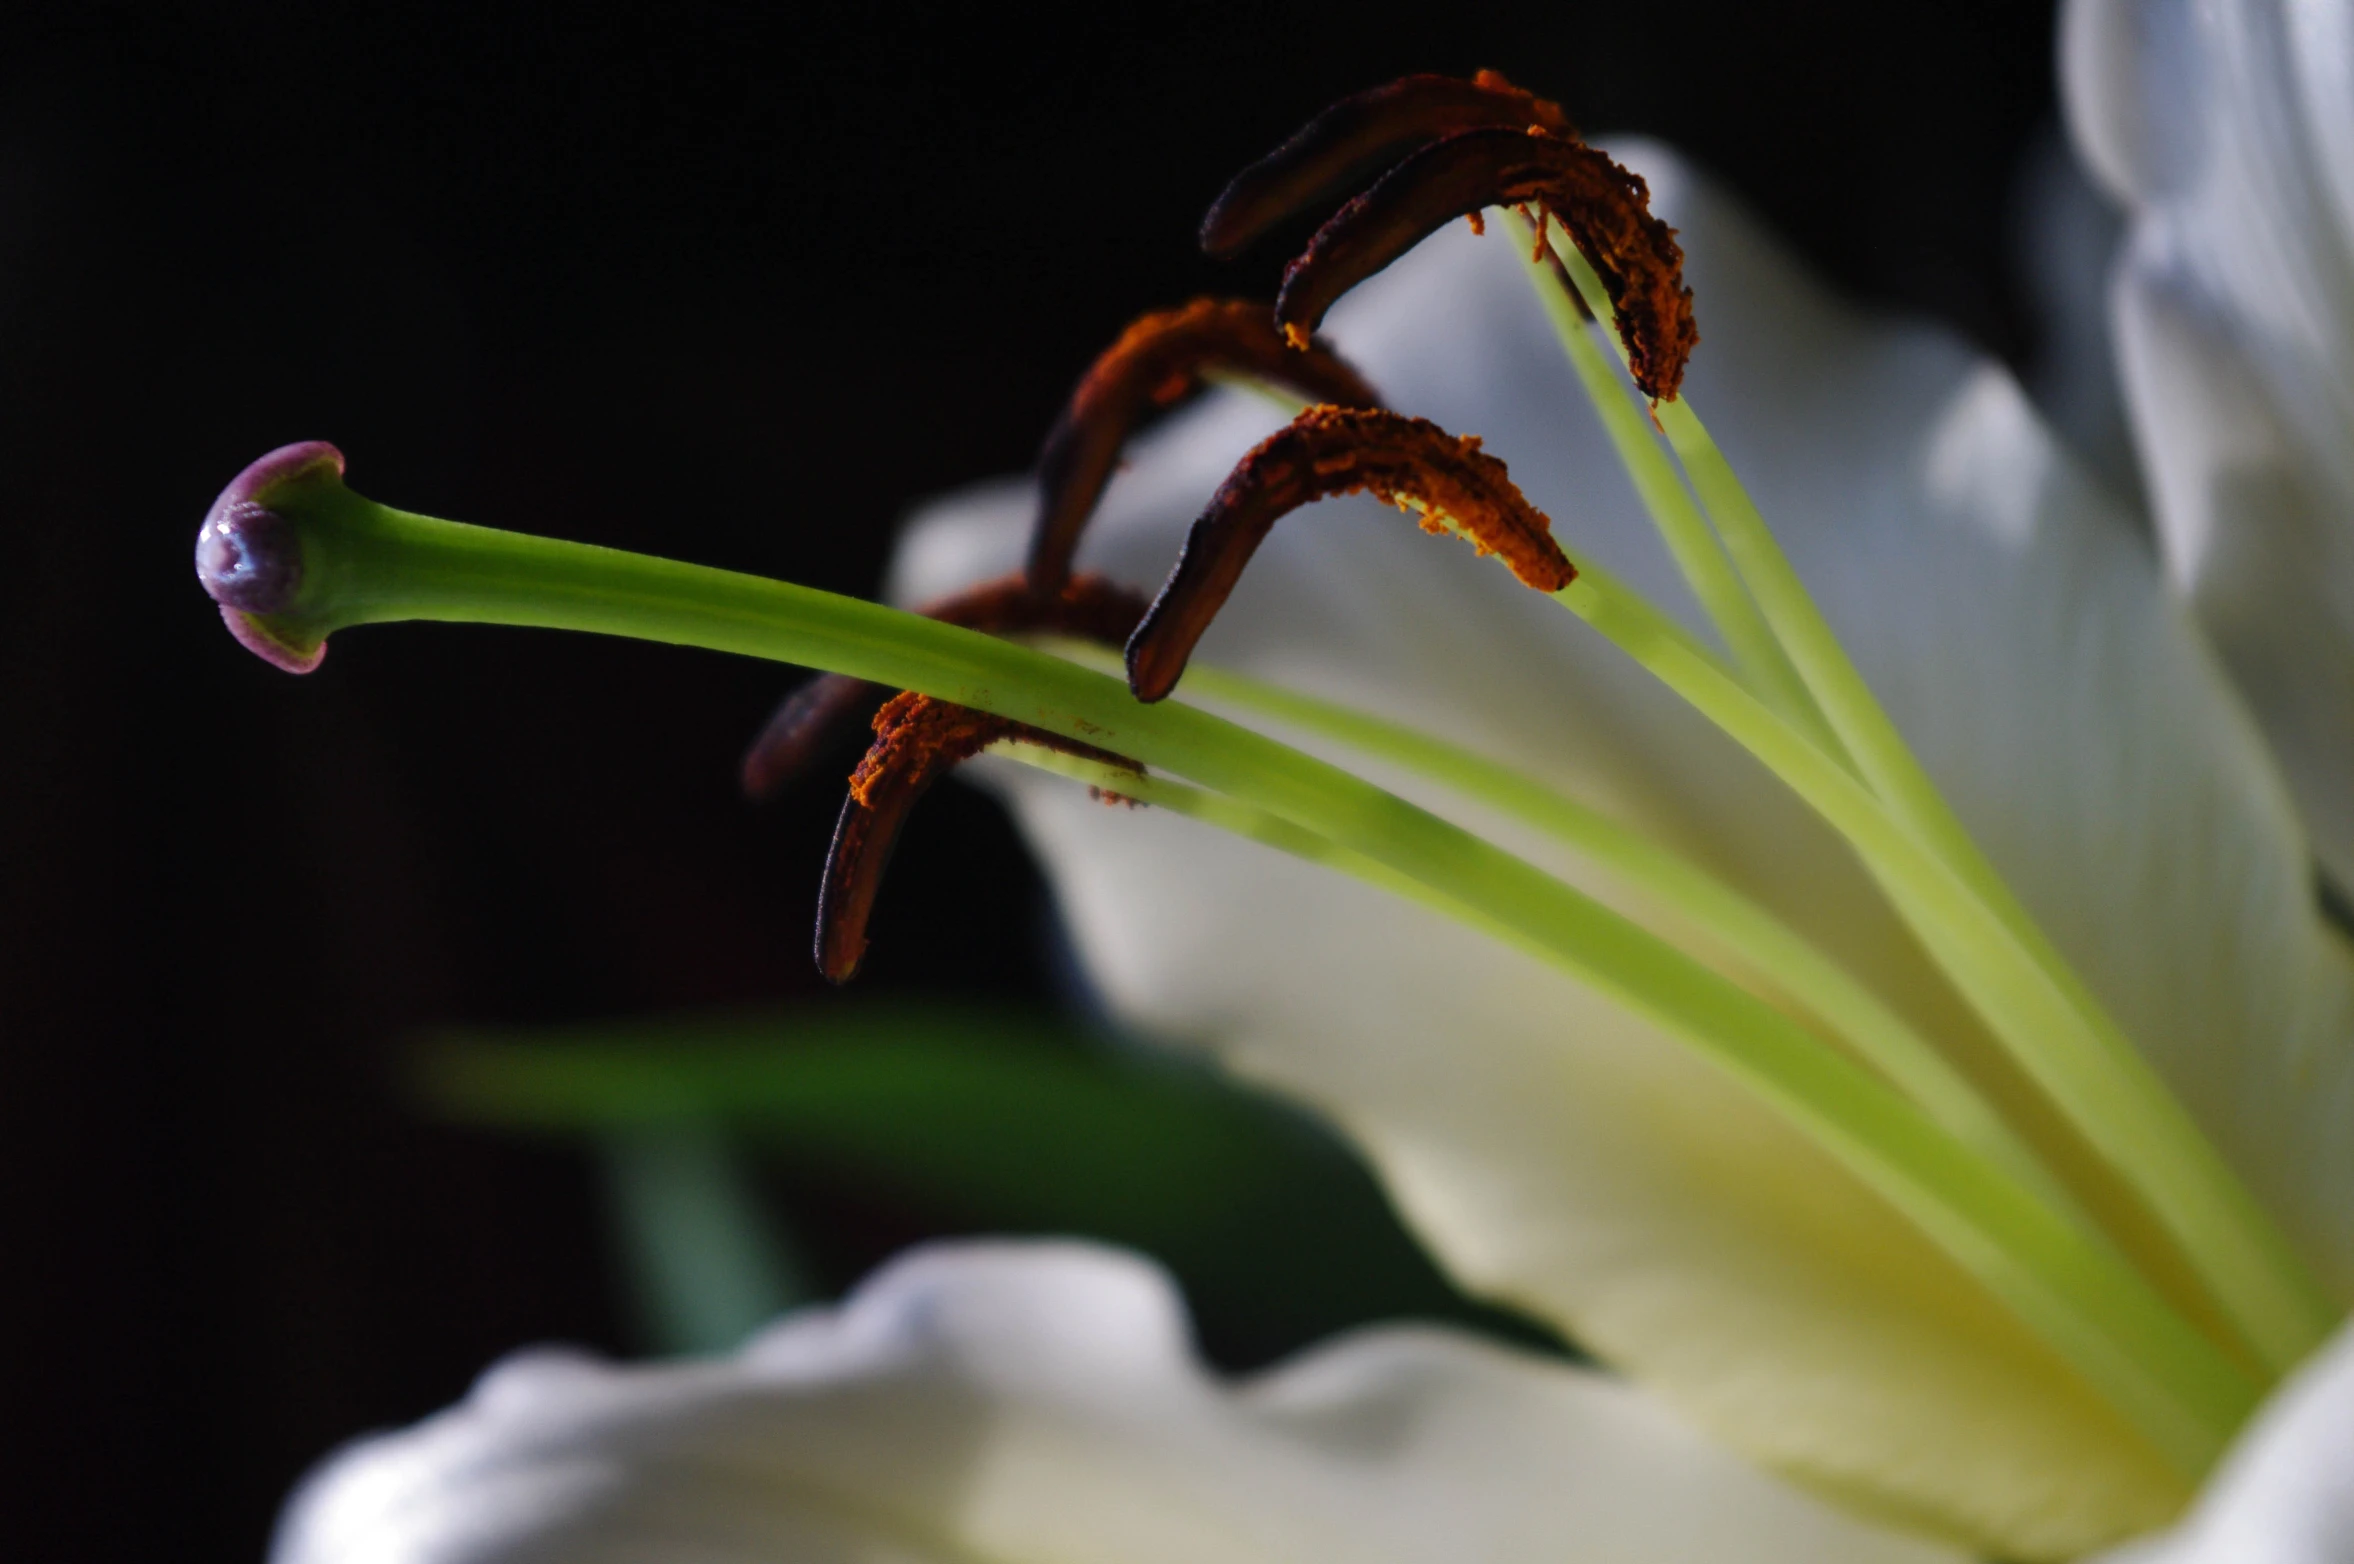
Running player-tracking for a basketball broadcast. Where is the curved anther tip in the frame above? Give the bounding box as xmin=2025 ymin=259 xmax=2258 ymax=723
xmin=741 ymin=673 xmax=876 ymax=801
xmin=1028 ymin=299 xmax=1381 ymax=596
xmin=1199 ymin=71 xmax=1577 ymax=260
xmin=813 ymin=790 xmax=883 ymax=983
xmin=814 ymin=689 xmax=1141 ymax=982
xmin=1272 ymin=128 xmax=1696 ymax=402
xmin=196 ymin=442 xmax=346 ymax=674
xmin=1125 ymin=406 xmax=1573 ymax=703
xmin=815 ymin=691 xmax=990 ymax=982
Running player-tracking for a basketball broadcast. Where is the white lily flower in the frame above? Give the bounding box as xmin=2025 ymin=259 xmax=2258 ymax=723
xmin=268 ymin=3 xmax=2354 ymax=1560
xmin=2064 ymin=0 xmax=2354 ymax=899
xmin=272 ymin=1242 xmax=1961 ymax=1564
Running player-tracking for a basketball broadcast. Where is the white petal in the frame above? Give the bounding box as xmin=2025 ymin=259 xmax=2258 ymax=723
xmin=2059 ymin=0 xmax=2203 ymax=207
xmin=2095 ymin=1317 xmax=2354 ymax=1564
xmin=2014 ymin=129 xmax=2140 ymax=502
xmin=893 ymin=142 xmax=2354 ymax=1557
xmin=270 ymin=1242 xmax=1957 ymax=1564
xmin=2063 ymin=0 xmax=2354 ymax=889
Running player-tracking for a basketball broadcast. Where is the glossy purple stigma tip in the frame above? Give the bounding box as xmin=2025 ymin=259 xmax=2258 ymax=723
xmin=195 ymin=500 xmax=301 ymax=611
xmin=195 ymin=441 xmax=344 ymax=609
xmin=197 ymin=441 xmax=345 ymax=674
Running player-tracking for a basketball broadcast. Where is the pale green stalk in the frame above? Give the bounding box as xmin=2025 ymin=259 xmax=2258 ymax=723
xmin=1541 ymin=230 xmax=2104 ymax=934
xmin=1497 ymin=209 xmax=1839 ymax=755
xmin=243 ymin=473 xmax=2255 ymax=1466
xmin=1037 ymin=635 xmax=2072 ymax=1215
xmin=1506 ymin=229 xmax=2335 ymax=1366
xmin=1201 ymin=367 xmax=1312 ymax=417
xmin=1558 ymin=559 xmax=2335 ymax=1370
xmin=996 ymin=741 xmax=1442 ymax=907
xmin=1534 ymin=228 xmax=2333 ymax=1367
xmin=1627 ymin=330 xmax=2343 ymax=1364
xmin=993 ymin=743 xmax=2249 ymax=1474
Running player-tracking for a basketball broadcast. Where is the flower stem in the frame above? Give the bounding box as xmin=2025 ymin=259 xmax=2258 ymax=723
xmin=228 ymin=468 xmax=2258 ymax=1467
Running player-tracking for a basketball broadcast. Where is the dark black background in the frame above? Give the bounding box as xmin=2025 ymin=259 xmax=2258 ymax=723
xmin=0 ymin=3 xmax=2060 ymax=1558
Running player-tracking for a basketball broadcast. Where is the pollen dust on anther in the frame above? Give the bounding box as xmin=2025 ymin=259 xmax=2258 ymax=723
xmin=1282 ymin=407 xmax=1574 ymax=592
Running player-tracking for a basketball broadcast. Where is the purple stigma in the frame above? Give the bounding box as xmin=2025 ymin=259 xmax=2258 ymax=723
xmin=195 ymin=501 xmax=301 ymax=612
xmin=194 ymin=441 xmax=344 ymax=611
xmin=196 ymin=441 xmax=345 ymax=674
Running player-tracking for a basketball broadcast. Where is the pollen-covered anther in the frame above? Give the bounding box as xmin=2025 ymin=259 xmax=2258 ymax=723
xmin=815 ymin=692 xmax=1138 ymax=983
xmin=1200 ymin=70 xmax=1576 ymax=259
xmin=1274 ymin=125 xmax=1697 ymax=402
xmin=742 ymin=572 xmax=1149 ymax=799
xmin=1125 ymin=406 xmax=1576 ymax=702
xmin=1029 ymin=298 xmax=1382 ymax=595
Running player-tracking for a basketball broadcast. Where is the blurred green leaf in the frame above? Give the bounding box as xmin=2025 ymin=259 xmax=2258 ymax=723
xmin=415 ymin=1003 xmax=1565 ymax=1367
xmin=597 ymin=1126 xmax=812 ymax=1356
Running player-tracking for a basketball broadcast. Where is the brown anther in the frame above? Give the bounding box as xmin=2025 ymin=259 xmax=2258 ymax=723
xmin=1125 ymin=407 xmax=1576 ymax=702
xmin=741 ymin=674 xmax=881 ymax=801
xmin=1200 ymin=71 xmax=1576 ymax=259
xmin=741 ymin=573 xmax=1149 ymax=800
xmin=816 ymin=692 xmax=1136 ymax=982
xmin=1274 ymin=126 xmax=1696 ymax=402
xmin=1030 ymin=298 xmax=1382 ymax=595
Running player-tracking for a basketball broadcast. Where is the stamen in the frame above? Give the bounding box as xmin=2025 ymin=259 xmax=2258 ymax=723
xmin=816 ymin=691 xmax=1137 ymax=982
xmin=1504 ymin=209 xmax=1838 ymax=747
xmin=1557 ymin=557 xmax=2338 ymax=1371
xmin=742 ymin=572 xmax=1147 ymax=798
xmin=1029 ymin=298 xmax=1381 ymax=594
xmin=1274 ymin=127 xmax=1697 ymax=401
xmin=1531 ymin=228 xmax=2336 ymax=1369
xmin=1200 ymin=70 xmax=1575 ymax=259
xmin=1126 ymin=406 xmax=1574 ymax=701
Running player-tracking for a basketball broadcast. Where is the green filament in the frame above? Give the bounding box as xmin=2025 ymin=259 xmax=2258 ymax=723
xmin=1655 ymin=390 xmax=2334 ymax=1373
xmin=228 ymin=472 xmax=2256 ymax=1468
xmin=1036 ymin=635 xmax=2074 ymax=1216
xmin=996 ymin=740 xmax=1438 ymax=906
xmin=990 ymin=745 xmax=2250 ymax=1475
xmin=1522 ymin=236 xmax=2335 ymax=1370
xmin=1500 ymin=209 xmax=1839 ymax=755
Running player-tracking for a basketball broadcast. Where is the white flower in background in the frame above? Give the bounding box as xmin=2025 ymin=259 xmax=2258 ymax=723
xmin=271 ymin=2 xmax=2354 ymax=1560
xmin=275 ymin=1243 xmax=1959 ymax=1564
xmin=2063 ymin=0 xmax=2354 ymax=901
